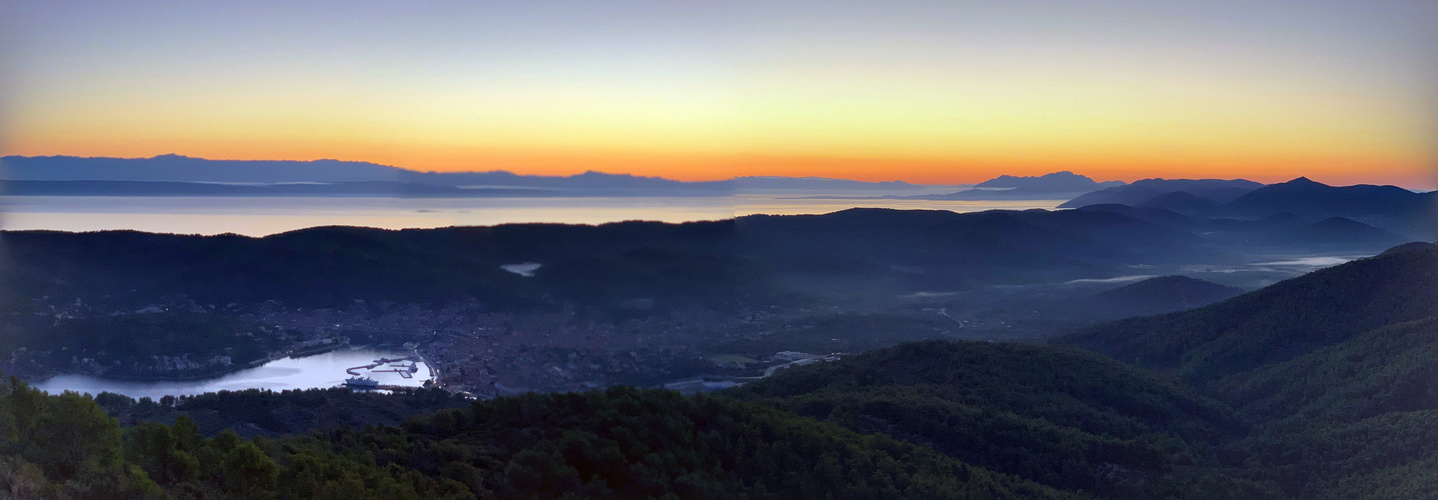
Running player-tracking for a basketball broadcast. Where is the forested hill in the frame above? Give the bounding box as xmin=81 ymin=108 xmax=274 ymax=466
xmin=1046 ymin=241 xmax=1438 ymax=498
xmin=727 ymin=341 xmax=1252 ymax=498
xmin=0 ymin=377 xmax=1073 ymax=499
xmin=1 ymin=207 xmax=1412 ymax=317
xmin=0 ymin=208 xmax=1208 ymax=311
xmin=1059 ymin=242 xmax=1438 ymax=387
xmin=718 ymin=240 xmax=1438 ymax=499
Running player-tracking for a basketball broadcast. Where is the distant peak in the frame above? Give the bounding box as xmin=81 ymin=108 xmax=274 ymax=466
xmin=151 ymin=153 xmax=194 ymax=160
xmin=992 ymin=171 xmax=1082 ymax=180
xmin=576 ymin=170 xmax=642 ymax=179
xmin=974 ymin=171 xmax=1122 ymax=190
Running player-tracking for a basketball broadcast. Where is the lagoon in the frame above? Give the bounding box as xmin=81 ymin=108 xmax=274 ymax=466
xmin=31 ymin=347 xmax=432 ymax=400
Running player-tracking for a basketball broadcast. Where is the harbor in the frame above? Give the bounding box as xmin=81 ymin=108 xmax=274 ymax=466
xmin=343 ymin=351 xmax=439 ymax=391
xmin=33 ymin=348 xmax=433 ymax=400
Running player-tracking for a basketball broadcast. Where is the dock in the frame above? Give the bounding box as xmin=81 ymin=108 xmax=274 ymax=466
xmin=345 ymin=355 xmax=421 ymax=377
xmin=341 ymin=351 xmax=442 ymax=392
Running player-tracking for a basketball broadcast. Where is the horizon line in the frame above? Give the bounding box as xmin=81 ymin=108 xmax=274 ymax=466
xmin=4 ymin=152 xmax=1425 ymax=190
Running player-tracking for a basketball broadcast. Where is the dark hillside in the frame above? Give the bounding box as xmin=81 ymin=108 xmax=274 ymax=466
xmin=1087 ymin=276 xmax=1243 ymax=317
xmin=0 ymin=208 xmax=1208 ymax=311
xmin=1060 ymin=243 xmax=1438 ymax=387
xmin=728 ymin=340 xmax=1247 ymax=498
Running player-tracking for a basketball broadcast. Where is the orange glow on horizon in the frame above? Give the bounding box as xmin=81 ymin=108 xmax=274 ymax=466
xmin=5 ymin=140 xmax=1432 ymax=190
xmin=4 ymin=2 xmax=1434 ymax=191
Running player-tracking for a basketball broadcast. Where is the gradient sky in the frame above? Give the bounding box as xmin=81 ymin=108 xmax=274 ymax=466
xmin=2 ymin=1 xmax=1435 ymax=186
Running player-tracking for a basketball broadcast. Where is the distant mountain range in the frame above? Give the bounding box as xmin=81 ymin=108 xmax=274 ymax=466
xmin=0 ymin=207 xmax=1214 ymax=311
xmin=1217 ymin=176 xmax=1433 ymax=221
xmin=963 ymin=171 xmax=1126 ymax=197
xmin=2 ymin=154 xmax=403 ymax=183
xmin=1062 ymin=241 xmax=1438 ymax=389
xmin=1062 ymin=177 xmax=1435 ymax=240
xmin=866 ymin=171 xmax=1127 ymax=201
xmin=1059 ymin=178 xmax=1266 ymax=209
xmin=0 ymin=180 xmax=566 ymax=198
xmin=4 ymin=157 xmax=1429 ymax=240
xmin=0 ymin=205 xmax=1415 ymax=314
xmin=0 ymin=154 xmax=937 ymax=196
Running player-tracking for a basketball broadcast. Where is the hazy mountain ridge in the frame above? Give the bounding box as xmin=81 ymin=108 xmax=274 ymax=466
xmin=865 ymin=171 xmax=1127 ymax=201
xmin=1 ymin=154 xmax=403 ymax=183
xmin=1215 ymin=178 xmax=1436 ymax=237
xmin=0 ymin=154 xmax=941 ymax=194
xmin=1064 ymin=177 xmax=1434 ymax=241
xmin=0 ymin=180 xmax=566 ymax=198
xmin=1059 ymin=178 xmax=1267 ymax=208
xmin=1087 ymin=276 xmax=1244 ymax=317
xmin=728 ymin=340 xmax=1246 ymax=497
xmin=1059 ymin=242 xmax=1438 ymax=387
xmin=0 ymin=208 xmax=1211 ymax=312
xmin=974 ymin=171 xmax=1125 ymax=191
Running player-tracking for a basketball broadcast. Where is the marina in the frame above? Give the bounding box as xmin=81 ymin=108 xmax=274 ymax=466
xmin=343 ymin=352 xmax=441 ymax=391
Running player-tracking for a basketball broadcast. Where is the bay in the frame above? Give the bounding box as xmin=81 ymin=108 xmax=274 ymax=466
xmin=31 ymin=347 xmax=432 ymax=400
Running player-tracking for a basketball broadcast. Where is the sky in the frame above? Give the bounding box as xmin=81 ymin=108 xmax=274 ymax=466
xmin=1 ymin=1 xmax=1435 ymax=187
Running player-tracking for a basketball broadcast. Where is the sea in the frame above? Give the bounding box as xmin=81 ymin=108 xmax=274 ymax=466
xmin=0 ymin=194 xmax=1063 ymax=236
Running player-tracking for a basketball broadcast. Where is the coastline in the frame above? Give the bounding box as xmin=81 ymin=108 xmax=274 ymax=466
xmin=20 ymin=339 xmax=354 ymax=385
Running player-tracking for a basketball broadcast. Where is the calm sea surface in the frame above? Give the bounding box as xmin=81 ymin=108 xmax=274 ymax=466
xmin=32 ymin=347 xmax=431 ymax=400
xmin=0 ymin=195 xmax=1064 ymax=236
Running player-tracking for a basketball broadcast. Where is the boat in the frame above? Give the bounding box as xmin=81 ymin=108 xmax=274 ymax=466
xmin=345 ymin=377 xmax=379 ymax=389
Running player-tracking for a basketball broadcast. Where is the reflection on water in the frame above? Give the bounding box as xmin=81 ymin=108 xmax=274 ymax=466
xmin=31 ymin=348 xmax=430 ymax=400
xmin=0 ymin=195 xmax=1064 ymax=236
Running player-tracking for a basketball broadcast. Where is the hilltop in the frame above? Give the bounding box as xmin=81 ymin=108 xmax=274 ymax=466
xmin=1059 ymin=179 xmax=1265 ymax=208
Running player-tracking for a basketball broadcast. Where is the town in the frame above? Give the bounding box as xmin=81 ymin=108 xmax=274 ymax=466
xmin=2 ymin=292 xmax=1025 ymax=398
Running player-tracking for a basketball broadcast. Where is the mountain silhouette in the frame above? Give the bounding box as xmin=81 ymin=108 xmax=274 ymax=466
xmin=1087 ymin=275 xmax=1244 ymax=316
xmin=1218 ymin=177 xmax=1433 ymax=219
xmin=1059 ymin=178 xmax=1264 ymax=208
xmin=903 ymin=171 xmax=1124 ymax=200
xmin=1061 ymin=242 xmax=1438 ymax=387
xmin=0 ymin=154 xmax=959 ymax=195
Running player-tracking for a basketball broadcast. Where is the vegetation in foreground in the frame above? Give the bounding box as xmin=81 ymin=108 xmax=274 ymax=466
xmin=0 ymin=376 xmax=1071 ymax=499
